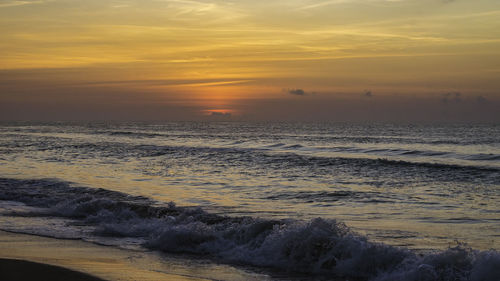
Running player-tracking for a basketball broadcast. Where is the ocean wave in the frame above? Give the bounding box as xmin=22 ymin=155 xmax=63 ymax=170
xmin=2 ymin=125 xmax=500 ymax=172
xmin=265 ymin=190 xmax=394 ymax=204
xmin=108 ymin=131 xmax=162 ymax=138
xmin=283 ymin=144 xmax=304 ymax=149
xmin=266 ymin=143 xmax=286 ymax=148
xmin=466 ymin=154 xmax=500 ymax=161
xmin=0 ymin=178 xmax=499 ymax=281
xmin=18 ymin=138 xmax=500 ymax=174
xmin=3 ymin=134 xmax=499 ymax=185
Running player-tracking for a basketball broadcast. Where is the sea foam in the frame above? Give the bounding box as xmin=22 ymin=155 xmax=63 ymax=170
xmin=1 ymin=178 xmax=499 ymax=281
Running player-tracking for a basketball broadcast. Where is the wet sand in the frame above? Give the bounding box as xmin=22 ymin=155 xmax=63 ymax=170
xmin=0 ymin=230 xmax=272 ymax=281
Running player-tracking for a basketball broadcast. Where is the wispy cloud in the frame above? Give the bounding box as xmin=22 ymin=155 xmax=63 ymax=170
xmin=297 ymin=0 xmax=357 ymax=10
xmin=76 ymin=78 xmax=253 ymax=88
xmin=296 ymin=0 xmax=416 ymax=11
xmin=151 ymin=0 xmax=245 ymax=22
xmin=0 ymin=0 xmax=49 ymax=8
xmin=177 ymin=80 xmax=253 ymax=87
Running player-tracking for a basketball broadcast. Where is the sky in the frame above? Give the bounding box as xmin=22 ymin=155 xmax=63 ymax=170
xmin=1 ymin=0 xmax=499 ymax=121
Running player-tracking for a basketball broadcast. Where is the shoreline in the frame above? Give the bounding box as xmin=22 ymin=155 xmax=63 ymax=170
xmin=0 ymin=230 xmax=272 ymax=281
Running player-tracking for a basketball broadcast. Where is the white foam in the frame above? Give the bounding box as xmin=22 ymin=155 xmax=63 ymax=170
xmin=1 ymin=178 xmax=499 ymax=280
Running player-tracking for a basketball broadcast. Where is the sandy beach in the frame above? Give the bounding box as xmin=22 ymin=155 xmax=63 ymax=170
xmin=0 ymin=230 xmax=271 ymax=281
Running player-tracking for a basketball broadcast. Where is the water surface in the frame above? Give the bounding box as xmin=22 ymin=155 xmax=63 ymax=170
xmin=1 ymin=122 xmax=499 ymax=280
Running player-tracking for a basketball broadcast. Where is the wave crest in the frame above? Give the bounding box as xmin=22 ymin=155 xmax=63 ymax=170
xmin=1 ymin=178 xmax=499 ymax=280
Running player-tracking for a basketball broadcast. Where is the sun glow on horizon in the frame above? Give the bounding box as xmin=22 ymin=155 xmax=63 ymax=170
xmin=1 ymin=0 xmax=499 ymax=121
xmin=202 ymin=109 xmax=237 ymax=116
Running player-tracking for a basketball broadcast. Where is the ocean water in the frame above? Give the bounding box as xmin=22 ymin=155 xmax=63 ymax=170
xmin=0 ymin=121 xmax=499 ymax=280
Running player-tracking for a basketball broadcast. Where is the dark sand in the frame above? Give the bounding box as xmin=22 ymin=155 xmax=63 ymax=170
xmin=0 ymin=258 xmax=107 ymax=281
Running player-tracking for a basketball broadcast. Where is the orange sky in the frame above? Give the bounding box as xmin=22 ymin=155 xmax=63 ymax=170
xmin=1 ymin=0 xmax=499 ymax=121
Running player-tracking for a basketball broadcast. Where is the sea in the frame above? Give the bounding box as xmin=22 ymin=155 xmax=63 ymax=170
xmin=0 ymin=121 xmax=499 ymax=280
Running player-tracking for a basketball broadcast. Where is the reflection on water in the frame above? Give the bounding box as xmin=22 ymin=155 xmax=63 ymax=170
xmin=0 ymin=122 xmax=499 ymax=250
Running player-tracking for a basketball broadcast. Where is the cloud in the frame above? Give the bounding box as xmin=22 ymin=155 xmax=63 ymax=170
xmin=75 ymin=78 xmax=252 ymax=88
xmin=0 ymin=0 xmax=48 ymax=8
xmin=440 ymin=93 xmax=490 ymax=105
xmin=476 ymin=95 xmax=487 ymax=103
xmin=287 ymin=88 xmax=307 ymax=96
xmin=298 ymin=0 xmax=455 ymax=11
xmin=441 ymin=92 xmax=461 ymax=103
xmin=284 ymin=88 xmax=319 ymax=96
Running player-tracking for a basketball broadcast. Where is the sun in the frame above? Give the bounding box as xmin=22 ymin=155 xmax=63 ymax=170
xmin=202 ymin=109 xmax=237 ymax=117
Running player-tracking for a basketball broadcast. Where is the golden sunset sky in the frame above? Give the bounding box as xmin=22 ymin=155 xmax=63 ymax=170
xmin=1 ymin=0 xmax=499 ymax=121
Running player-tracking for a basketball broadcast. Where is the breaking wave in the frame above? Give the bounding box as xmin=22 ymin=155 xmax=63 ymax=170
xmin=0 ymin=178 xmax=498 ymax=281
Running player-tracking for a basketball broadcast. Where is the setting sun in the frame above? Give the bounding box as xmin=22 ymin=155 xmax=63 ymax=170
xmin=1 ymin=0 xmax=499 ymax=121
